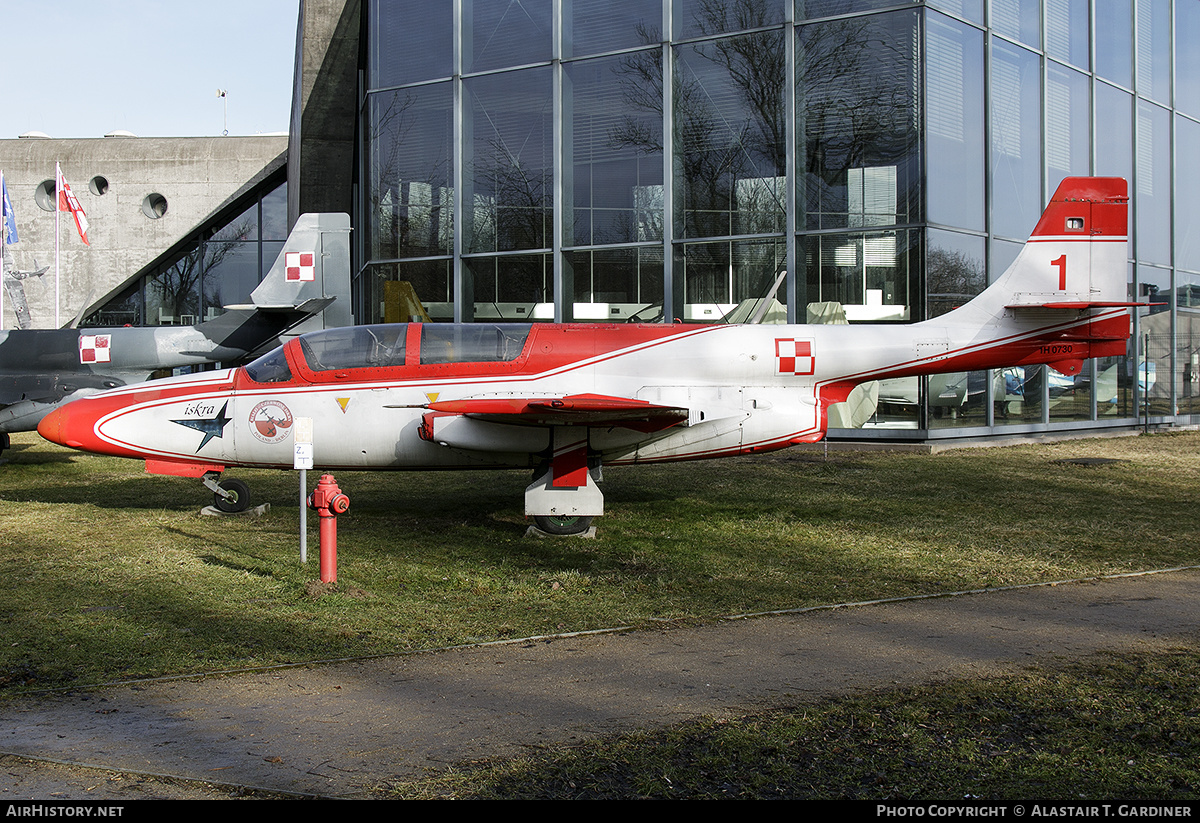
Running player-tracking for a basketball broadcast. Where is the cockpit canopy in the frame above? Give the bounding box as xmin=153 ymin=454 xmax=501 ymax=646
xmin=241 ymin=323 xmax=534 ymax=384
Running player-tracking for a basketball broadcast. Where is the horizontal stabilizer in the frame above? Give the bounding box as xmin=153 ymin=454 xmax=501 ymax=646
xmin=1005 ymin=301 xmax=1158 ymax=310
xmin=228 ymin=297 xmax=336 ymax=314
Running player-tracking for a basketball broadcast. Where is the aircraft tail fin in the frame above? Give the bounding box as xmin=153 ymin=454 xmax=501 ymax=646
xmin=229 ymin=212 xmax=352 ymax=334
xmin=931 ymin=177 xmax=1133 ymax=375
xmin=940 ymin=177 xmax=1130 ymax=327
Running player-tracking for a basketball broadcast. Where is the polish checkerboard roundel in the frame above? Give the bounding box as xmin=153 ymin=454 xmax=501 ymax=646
xmin=79 ymin=334 xmax=112 ymax=364
xmin=775 ymin=338 xmax=815 ymax=376
xmin=285 ymin=251 xmax=316 ymax=281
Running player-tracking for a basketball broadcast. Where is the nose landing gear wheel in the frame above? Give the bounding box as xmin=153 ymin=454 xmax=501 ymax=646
xmin=533 ymin=514 xmax=594 ymax=535
xmin=213 ymin=478 xmax=251 ymax=513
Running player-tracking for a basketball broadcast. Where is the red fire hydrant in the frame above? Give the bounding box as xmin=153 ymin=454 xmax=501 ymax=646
xmin=308 ymin=474 xmax=350 ymax=583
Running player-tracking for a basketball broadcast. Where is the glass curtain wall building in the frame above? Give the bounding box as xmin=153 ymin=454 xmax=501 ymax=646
xmin=359 ymin=0 xmax=1200 ymax=438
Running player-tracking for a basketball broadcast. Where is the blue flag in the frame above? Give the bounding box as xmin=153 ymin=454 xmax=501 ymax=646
xmin=1 ymin=174 xmax=17 ymax=245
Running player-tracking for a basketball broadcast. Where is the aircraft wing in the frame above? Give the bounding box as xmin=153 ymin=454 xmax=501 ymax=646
xmin=427 ymin=393 xmax=689 ymax=433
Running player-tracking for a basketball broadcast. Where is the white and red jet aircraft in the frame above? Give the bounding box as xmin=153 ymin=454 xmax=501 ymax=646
xmin=39 ymin=177 xmax=1134 ymax=533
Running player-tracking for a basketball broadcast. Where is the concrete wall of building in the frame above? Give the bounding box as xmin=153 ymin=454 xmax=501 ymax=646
xmin=288 ymin=0 xmax=359 ymax=228
xmin=0 ymin=135 xmax=287 ymax=329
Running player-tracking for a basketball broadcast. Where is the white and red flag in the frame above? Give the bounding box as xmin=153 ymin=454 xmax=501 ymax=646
xmin=56 ymin=163 xmax=89 ymax=245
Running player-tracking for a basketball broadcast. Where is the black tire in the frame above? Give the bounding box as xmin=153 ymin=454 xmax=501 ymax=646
xmin=213 ymin=478 xmax=251 ymax=513
xmin=533 ymin=514 xmax=594 ymax=535
xmin=0 ymin=432 xmax=9 ymax=455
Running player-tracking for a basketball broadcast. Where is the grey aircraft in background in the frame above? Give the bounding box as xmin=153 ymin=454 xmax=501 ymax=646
xmin=0 ymin=212 xmax=351 ymax=458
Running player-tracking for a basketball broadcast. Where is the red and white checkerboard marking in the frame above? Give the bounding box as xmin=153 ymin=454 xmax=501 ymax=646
xmin=79 ymin=334 xmax=112 ymax=364
xmin=285 ymin=251 xmax=315 ymax=282
xmin=775 ymin=338 xmax=814 ymax=376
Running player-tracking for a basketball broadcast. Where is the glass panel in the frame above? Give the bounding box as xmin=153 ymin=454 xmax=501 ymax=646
xmin=1097 ymin=350 xmax=1135 ymax=417
xmin=83 ymin=282 xmax=141 ymax=327
xmin=1046 ymin=0 xmax=1089 ymax=68
xmin=420 ymin=324 xmax=532 ymax=363
xmin=927 ymin=229 xmax=985 ymax=319
xmin=566 ymin=246 xmax=665 ymax=321
xmin=674 ymin=0 xmax=784 ymax=39
xmin=675 ymin=30 xmax=787 ymax=239
xmin=1138 ymin=265 xmax=1172 ymax=415
xmin=364 ymin=260 xmax=454 ymax=324
xmin=1177 ymin=116 xmax=1200 ymax=274
xmin=566 ymin=0 xmax=662 ymax=58
xmin=798 ymin=0 xmax=921 ymax=20
xmin=988 ymin=237 xmax=1021 ymax=284
xmin=680 ymin=238 xmax=784 ymax=322
xmin=379 ymin=260 xmax=453 ymax=323
xmin=798 ymin=11 xmax=921 ymax=231
xmin=261 ymin=242 xmax=284 ymax=282
xmin=1177 ymin=272 xmax=1200 ymax=415
xmin=1046 ymin=64 xmax=1091 ymax=192
xmin=1177 ymin=0 xmax=1200 ymax=118
xmin=1135 ymin=0 xmax=1170 ymax=104
xmin=1095 ymin=0 xmax=1133 ymax=88
xmin=927 ymin=230 xmax=988 ymax=430
xmin=367 ymin=84 xmax=455 ymax=262
xmin=1099 ymin=263 xmax=1136 ymax=419
xmin=465 ymin=0 xmax=552 ymax=73
xmin=146 ymin=257 xmax=201 ymax=327
xmin=212 ymin=202 xmax=257 ymax=242
xmin=925 ymin=0 xmax=984 ymax=24
xmin=927 ymin=13 xmax=984 ymax=231
xmin=1095 ymin=83 xmax=1133 ymax=181
xmin=203 ymin=241 xmax=259 ymax=316
xmin=1136 ymin=101 xmax=1170 ymax=266
xmin=991 ymin=0 xmax=1040 ymax=48
xmin=802 ymin=229 xmax=916 ymax=322
xmin=990 ymin=39 xmax=1041 ymax=240
xmin=368 ymin=0 xmax=452 ymax=87
xmin=261 ymin=183 xmax=288 ymax=241
xmin=466 ymin=253 xmax=554 ymax=320
xmin=466 ymin=69 xmax=553 ymax=254
xmin=567 ymin=53 xmax=665 ymax=247
xmin=1047 ymin=362 xmax=1094 ymax=422
xmin=992 ymin=364 xmax=1043 ymax=424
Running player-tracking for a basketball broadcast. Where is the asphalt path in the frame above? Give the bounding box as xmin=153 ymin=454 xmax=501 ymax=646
xmin=1 ymin=567 xmax=1198 ymax=800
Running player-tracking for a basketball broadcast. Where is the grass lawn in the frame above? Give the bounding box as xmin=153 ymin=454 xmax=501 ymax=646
xmin=1 ymin=430 xmax=1197 ymax=690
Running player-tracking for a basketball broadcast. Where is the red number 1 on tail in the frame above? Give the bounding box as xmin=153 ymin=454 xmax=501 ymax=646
xmin=1051 ymin=255 xmax=1067 ymax=290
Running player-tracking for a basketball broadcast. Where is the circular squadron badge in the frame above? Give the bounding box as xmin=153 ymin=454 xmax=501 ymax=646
xmin=248 ymin=399 xmax=294 ymax=444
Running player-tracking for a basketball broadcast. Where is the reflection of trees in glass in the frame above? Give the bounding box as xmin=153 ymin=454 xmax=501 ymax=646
xmin=471 ymin=134 xmax=551 ymax=252
xmin=369 ymin=89 xmax=453 ymax=261
xmin=611 ymin=1 xmax=786 ymax=242
xmin=149 ymin=221 xmax=251 ymax=324
xmin=467 ymin=72 xmax=553 ymax=254
xmin=799 ymin=12 xmax=920 ymax=229
xmin=926 ymin=246 xmax=985 ymax=317
xmin=676 ymin=0 xmax=785 ymax=37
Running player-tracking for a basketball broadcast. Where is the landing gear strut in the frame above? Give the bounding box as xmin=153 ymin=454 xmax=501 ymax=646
xmin=202 ymin=472 xmax=251 ymax=513
xmin=525 ymin=429 xmax=603 ymax=535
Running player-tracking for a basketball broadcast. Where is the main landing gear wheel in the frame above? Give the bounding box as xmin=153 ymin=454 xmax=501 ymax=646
xmin=533 ymin=514 xmax=594 ymax=536
xmin=213 ymin=478 xmax=251 ymax=513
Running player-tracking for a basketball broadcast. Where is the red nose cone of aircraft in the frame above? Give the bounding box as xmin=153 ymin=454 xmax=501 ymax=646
xmin=37 ymin=405 xmax=83 ymax=449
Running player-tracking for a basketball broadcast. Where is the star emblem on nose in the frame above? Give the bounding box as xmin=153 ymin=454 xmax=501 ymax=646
xmin=171 ymin=402 xmax=232 ymax=451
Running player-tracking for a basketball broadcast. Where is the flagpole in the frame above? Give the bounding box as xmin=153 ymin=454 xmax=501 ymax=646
xmin=55 ymin=162 xmax=61 ymax=328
